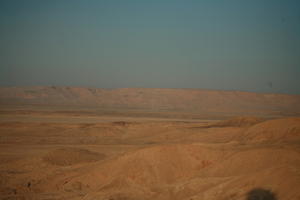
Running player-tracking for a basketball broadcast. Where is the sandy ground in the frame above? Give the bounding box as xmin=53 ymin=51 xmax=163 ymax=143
xmin=0 ymin=109 xmax=300 ymax=200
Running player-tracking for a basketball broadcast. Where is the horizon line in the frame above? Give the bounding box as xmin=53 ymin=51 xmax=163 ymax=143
xmin=0 ymin=85 xmax=299 ymax=96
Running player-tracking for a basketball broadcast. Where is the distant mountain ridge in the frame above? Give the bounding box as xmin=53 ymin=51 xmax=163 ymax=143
xmin=0 ymin=86 xmax=299 ymax=116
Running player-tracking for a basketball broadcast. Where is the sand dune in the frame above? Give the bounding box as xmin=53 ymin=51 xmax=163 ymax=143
xmin=203 ymin=116 xmax=264 ymax=128
xmin=243 ymin=117 xmax=300 ymax=143
xmin=30 ymin=142 xmax=300 ymax=200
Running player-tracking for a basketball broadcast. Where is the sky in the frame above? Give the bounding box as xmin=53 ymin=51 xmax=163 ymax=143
xmin=0 ymin=0 xmax=300 ymax=94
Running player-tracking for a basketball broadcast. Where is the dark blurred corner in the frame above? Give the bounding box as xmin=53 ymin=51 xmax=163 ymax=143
xmin=247 ymin=188 xmax=277 ymax=200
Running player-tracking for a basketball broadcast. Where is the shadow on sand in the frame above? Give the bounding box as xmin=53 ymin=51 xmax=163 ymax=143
xmin=247 ymin=188 xmax=277 ymax=200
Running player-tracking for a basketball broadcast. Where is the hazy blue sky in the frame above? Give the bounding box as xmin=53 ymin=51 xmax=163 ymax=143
xmin=0 ymin=0 xmax=300 ymax=94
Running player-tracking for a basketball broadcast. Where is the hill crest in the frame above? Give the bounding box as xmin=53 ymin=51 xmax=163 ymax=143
xmin=1 ymin=86 xmax=299 ymax=117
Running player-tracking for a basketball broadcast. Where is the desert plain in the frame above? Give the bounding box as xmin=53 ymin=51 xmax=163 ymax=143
xmin=0 ymin=87 xmax=300 ymax=200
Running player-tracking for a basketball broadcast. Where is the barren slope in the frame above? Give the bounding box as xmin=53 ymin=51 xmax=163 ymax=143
xmin=1 ymin=116 xmax=300 ymax=200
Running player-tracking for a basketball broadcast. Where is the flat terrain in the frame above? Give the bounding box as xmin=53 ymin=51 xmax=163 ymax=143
xmin=0 ymin=88 xmax=300 ymax=200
